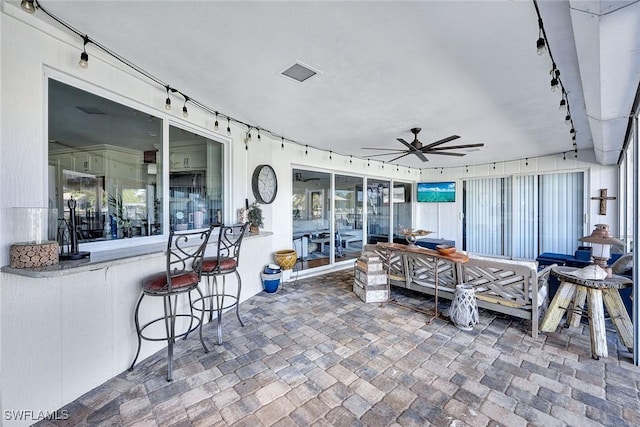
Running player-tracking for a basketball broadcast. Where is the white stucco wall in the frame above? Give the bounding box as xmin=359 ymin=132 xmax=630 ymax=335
xmin=0 ymin=3 xmax=620 ymax=425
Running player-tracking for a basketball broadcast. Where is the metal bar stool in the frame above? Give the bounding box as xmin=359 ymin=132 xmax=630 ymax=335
xmin=129 ymin=227 xmax=213 ymax=381
xmin=194 ymin=223 xmax=249 ymax=345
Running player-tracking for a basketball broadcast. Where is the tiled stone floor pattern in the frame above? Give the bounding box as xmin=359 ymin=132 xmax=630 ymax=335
xmin=39 ymin=269 xmax=640 ymax=426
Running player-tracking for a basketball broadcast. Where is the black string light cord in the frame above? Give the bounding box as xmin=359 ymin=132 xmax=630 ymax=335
xmin=532 ymin=0 xmax=578 ymax=157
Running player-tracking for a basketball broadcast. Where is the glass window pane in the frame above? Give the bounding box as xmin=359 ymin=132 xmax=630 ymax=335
xmin=367 ymin=179 xmax=390 ymax=244
xmin=392 ymin=181 xmax=412 ymax=241
xmin=335 ymin=174 xmax=364 ymax=260
xmin=48 ymin=79 xmax=163 ymax=241
xmin=169 ymin=126 xmax=224 ymax=231
xmin=292 ymin=169 xmax=331 ymax=269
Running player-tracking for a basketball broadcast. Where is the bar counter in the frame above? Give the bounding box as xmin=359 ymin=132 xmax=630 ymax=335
xmin=2 ymin=231 xmax=273 ymax=278
xmin=0 ymin=230 xmax=274 ymax=426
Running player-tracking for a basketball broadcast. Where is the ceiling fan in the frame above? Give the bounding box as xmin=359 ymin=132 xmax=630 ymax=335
xmin=294 ymin=172 xmax=320 ymax=182
xmin=363 ymin=128 xmax=484 ymax=163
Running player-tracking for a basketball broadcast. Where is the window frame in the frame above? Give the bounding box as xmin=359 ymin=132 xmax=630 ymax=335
xmin=44 ymin=69 xmax=230 ymax=252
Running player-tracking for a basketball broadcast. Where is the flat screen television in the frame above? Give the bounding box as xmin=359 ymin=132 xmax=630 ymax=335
xmin=417 ymin=181 xmax=456 ymax=203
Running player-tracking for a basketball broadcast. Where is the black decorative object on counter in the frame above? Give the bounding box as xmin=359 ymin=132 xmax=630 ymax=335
xmin=58 ymin=196 xmax=90 ymax=260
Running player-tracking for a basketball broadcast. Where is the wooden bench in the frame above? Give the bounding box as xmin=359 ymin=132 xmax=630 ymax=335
xmin=363 ymin=244 xmax=555 ymax=338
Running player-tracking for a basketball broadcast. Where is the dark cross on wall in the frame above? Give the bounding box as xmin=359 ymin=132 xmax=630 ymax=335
xmin=591 ymin=188 xmax=616 ymax=215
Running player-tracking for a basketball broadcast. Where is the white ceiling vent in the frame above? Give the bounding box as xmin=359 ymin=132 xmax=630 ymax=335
xmin=281 ymin=62 xmax=318 ymax=83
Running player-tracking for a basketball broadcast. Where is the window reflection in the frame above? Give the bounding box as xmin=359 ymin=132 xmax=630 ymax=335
xmin=169 ymin=126 xmax=224 ymax=231
xmin=48 ymin=79 xmax=162 ymax=241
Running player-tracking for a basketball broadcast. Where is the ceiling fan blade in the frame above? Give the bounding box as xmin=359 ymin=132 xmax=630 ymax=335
xmin=421 ymin=135 xmax=460 ymax=150
xmin=414 ymin=150 xmax=428 ymax=162
xmin=426 ymin=143 xmax=485 ymax=151
xmin=388 ymin=152 xmax=413 ymax=163
xmin=426 ymin=151 xmax=467 ymax=157
xmin=396 ymin=138 xmax=415 ymax=151
xmin=362 ymin=147 xmax=408 ymax=151
xmin=366 ymin=152 xmax=406 ymax=158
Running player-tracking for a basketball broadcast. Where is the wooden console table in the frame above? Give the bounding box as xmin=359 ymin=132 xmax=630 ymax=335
xmin=540 ymin=266 xmax=633 ymax=359
xmin=375 ymin=242 xmax=469 ymax=323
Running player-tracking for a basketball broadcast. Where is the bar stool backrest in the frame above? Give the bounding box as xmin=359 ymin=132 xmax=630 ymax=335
xmin=213 ymin=223 xmax=249 ymax=271
xmin=165 ymin=227 xmax=214 ymax=291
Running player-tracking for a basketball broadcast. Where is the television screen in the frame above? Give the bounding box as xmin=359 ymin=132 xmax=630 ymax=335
xmin=417 ymin=181 xmax=456 ymax=203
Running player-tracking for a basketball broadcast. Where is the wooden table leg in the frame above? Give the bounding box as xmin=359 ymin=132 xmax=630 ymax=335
xmin=567 ymin=285 xmax=587 ymax=328
xmin=587 ymin=288 xmax=607 ymax=359
xmin=602 ymin=288 xmax=634 ymax=351
xmin=540 ymin=281 xmax=577 ymax=332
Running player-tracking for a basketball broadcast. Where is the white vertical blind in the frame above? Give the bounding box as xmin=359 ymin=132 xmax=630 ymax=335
xmin=464 ymin=177 xmax=511 ymax=256
xmin=464 ymin=172 xmax=584 ymax=258
xmin=539 ymin=172 xmax=584 ymax=254
xmin=513 ymin=175 xmax=538 ymax=259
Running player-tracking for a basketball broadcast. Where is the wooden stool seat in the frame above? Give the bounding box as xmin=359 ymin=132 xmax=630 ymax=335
xmin=540 ymin=266 xmax=633 ymax=359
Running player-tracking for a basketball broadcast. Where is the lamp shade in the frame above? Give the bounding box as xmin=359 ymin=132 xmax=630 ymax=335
xmin=578 ymin=224 xmax=624 ymax=261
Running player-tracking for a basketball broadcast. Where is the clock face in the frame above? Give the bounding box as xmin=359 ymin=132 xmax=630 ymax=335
xmin=252 ymin=165 xmax=278 ymax=204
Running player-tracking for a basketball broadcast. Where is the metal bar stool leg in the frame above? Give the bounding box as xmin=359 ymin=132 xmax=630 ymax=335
xmin=195 ymin=286 xmax=209 ymax=354
xmin=235 ymin=270 xmax=244 ymax=327
xmin=164 ymin=294 xmax=176 ymax=381
xmin=128 ymin=292 xmax=145 ymax=372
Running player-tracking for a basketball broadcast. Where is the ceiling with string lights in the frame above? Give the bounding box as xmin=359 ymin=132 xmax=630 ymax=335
xmin=14 ymin=0 xmax=640 ymax=168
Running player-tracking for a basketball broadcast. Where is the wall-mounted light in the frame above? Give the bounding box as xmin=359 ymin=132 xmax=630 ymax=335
xmin=79 ymin=36 xmax=90 ymax=69
xmin=281 ymin=137 xmax=285 ymax=150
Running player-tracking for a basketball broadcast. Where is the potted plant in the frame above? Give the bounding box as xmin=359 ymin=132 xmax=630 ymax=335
xmin=108 ymin=193 xmax=131 ymax=238
xmin=247 ymin=201 xmax=263 ymax=233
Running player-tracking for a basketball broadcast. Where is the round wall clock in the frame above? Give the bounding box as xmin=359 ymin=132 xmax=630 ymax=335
xmin=252 ymin=164 xmax=278 ymax=204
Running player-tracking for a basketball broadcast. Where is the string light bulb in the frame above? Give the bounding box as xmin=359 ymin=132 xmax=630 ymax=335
xmin=182 ymin=96 xmax=189 ymax=118
xmin=305 ymin=145 xmax=308 ymax=155
xmin=21 ymin=0 xmax=36 ymax=14
xmin=257 ymin=129 xmax=261 ymax=141
xmin=214 ymin=112 xmax=219 ymax=131
xmin=565 ymin=114 xmax=571 ymax=125
xmin=559 ymin=97 xmax=566 ymax=111
xmin=536 ymin=20 xmax=546 ymax=55
xmin=563 ymin=152 xmax=566 ymax=160
xmin=226 ymin=118 xmax=231 ymax=136
xmin=164 ymin=86 xmax=171 ymax=110
xmin=79 ymin=36 xmax=89 ymax=69
xmin=349 ymin=155 xmax=352 ymax=164
xmin=330 ymin=151 xmax=332 ymax=160
xmin=281 ymin=137 xmax=284 ymax=150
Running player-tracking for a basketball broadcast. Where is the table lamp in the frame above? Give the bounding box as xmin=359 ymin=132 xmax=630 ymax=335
xmin=578 ymin=224 xmax=624 ymax=275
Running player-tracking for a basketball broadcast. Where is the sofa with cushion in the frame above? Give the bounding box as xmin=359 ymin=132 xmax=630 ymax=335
xmin=363 ymin=244 xmax=555 ymax=338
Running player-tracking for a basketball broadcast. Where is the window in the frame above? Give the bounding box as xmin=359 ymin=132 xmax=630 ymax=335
xmin=463 ymin=171 xmax=584 ymax=258
xmin=169 ymin=126 xmax=224 ymax=231
xmin=47 ymin=78 xmax=225 ymax=244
